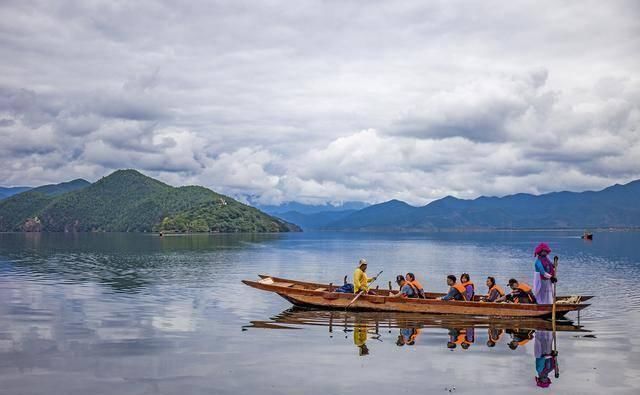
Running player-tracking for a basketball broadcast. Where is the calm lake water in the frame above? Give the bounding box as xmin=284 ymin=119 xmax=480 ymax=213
xmin=1 ymin=231 xmax=639 ymax=394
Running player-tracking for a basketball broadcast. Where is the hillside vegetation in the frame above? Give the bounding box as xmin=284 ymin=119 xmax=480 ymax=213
xmin=0 ymin=170 xmax=299 ymax=233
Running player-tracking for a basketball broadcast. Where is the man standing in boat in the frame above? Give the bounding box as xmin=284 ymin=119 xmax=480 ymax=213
xmin=533 ymin=243 xmax=557 ymax=304
xmin=353 ymin=259 xmax=378 ymax=295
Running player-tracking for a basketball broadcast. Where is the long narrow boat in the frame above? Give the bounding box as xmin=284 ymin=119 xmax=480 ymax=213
xmin=256 ymin=274 xmax=594 ymax=303
xmin=242 ymin=275 xmax=591 ymax=318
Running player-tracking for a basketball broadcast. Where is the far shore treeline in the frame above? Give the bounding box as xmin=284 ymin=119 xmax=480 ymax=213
xmin=0 ymin=170 xmax=300 ymax=233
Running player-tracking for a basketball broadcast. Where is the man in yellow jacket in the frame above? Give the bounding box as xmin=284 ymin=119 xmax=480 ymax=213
xmin=353 ymin=259 xmax=377 ymax=294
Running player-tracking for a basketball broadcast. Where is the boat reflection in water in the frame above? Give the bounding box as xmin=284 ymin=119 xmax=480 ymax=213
xmin=245 ymin=307 xmax=586 ymax=388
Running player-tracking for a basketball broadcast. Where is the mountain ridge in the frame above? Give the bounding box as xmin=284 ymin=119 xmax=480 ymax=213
xmin=0 ymin=170 xmax=299 ymax=233
xmin=323 ymin=179 xmax=640 ymax=230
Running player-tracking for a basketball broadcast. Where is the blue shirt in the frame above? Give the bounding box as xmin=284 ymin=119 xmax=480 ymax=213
xmin=535 ymin=258 xmax=552 ymax=278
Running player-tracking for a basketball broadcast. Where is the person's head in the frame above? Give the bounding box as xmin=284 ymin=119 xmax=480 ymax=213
xmin=508 ymin=278 xmax=519 ymax=290
xmin=358 ymin=258 xmax=367 ymax=271
xmin=446 ymin=275 xmax=456 ymax=286
xmin=486 ymin=340 xmax=496 ymax=347
xmin=406 ymin=272 xmax=415 ymax=281
xmin=486 ymin=276 xmax=496 ymax=288
xmin=396 ymin=335 xmax=405 ymax=347
xmin=534 ymin=242 xmax=551 ymax=257
xmin=461 ymin=342 xmax=470 ymax=350
xmin=358 ymin=344 xmax=369 ymax=356
xmin=461 ymin=273 xmax=470 ymax=283
xmin=447 ymin=341 xmax=456 ymax=349
xmin=396 ymin=274 xmax=405 ymax=285
xmin=508 ymin=341 xmax=518 ymax=350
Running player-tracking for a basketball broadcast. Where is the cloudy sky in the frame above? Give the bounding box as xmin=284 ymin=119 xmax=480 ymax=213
xmin=1 ymin=0 xmax=639 ymax=205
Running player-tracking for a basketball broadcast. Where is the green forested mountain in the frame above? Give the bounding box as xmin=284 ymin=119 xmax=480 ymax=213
xmin=0 ymin=179 xmax=90 ymax=231
xmin=0 ymin=170 xmax=299 ymax=233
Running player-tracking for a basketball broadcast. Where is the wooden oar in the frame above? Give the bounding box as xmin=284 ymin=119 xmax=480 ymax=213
xmin=552 ymin=255 xmax=560 ymax=378
xmin=346 ymin=270 xmax=383 ymax=310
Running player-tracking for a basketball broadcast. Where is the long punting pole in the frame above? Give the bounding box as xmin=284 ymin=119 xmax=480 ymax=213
xmin=346 ymin=271 xmax=383 ymax=310
xmin=553 ymin=255 xmax=560 ymax=378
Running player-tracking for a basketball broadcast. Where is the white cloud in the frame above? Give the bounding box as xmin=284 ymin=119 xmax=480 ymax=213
xmin=0 ymin=1 xmax=638 ymax=205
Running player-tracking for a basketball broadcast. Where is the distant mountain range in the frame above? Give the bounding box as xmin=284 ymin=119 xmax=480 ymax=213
xmin=257 ymin=201 xmax=369 ymax=215
xmin=321 ymin=180 xmax=640 ymax=230
xmin=257 ymin=201 xmax=368 ymax=230
xmin=3 ymin=175 xmax=638 ymax=232
xmin=0 ymin=170 xmax=299 ymax=233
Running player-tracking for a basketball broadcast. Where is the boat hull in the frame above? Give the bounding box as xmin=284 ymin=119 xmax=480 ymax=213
xmin=242 ymin=276 xmax=590 ymax=318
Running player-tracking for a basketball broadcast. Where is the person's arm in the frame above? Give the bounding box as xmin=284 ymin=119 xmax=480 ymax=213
xmin=390 ymin=284 xmax=409 ymax=298
xmin=535 ymin=259 xmax=552 ymax=278
xmin=441 ymin=287 xmax=456 ymax=300
xmin=486 ymin=289 xmax=497 ymax=302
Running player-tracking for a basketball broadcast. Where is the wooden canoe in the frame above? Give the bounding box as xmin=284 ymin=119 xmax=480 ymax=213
xmin=243 ymin=275 xmax=591 ymax=318
xmin=256 ymin=274 xmax=594 ymax=303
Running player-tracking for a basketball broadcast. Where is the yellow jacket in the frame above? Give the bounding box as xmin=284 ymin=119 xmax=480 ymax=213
xmin=353 ymin=268 xmax=374 ymax=293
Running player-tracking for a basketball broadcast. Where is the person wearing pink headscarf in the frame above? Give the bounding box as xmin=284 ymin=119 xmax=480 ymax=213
xmin=533 ymin=243 xmax=557 ymax=304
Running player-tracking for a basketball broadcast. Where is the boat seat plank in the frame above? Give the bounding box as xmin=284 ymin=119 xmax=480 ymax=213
xmin=314 ymin=287 xmax=326 ymax=291
xmin=271 ymin=282 xmax=295 ymax=288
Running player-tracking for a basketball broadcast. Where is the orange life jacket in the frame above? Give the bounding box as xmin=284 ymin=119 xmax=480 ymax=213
xmin=454 ymin=329 xmax=467 ymax=344
xmin=452 ymin=283 xmax=468 ymax=300
xmin=408 ymin=279 xmax=425 ymax=298
xmin=517 ymin=338 xmax=531 ymax=346
xmin=408 ymin=328 xmax=420 ymax=343
xmin=462 ymin=280 xmax=474 ymax=291
xmin=409 ymin=279 xmax=424 ymax=291
xmin=517 ymin=283 xmax=532 ymax=293
xmin=489 ymin=285 xmax=505 ymax=297
xmin=512 ymin=283 xmax=535 ymax=303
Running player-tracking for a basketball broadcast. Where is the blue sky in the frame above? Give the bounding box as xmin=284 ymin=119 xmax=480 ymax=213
xmin=1 ymin=0 xmax=639 ymax=205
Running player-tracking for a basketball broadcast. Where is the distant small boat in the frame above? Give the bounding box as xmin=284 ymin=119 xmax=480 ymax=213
xmin=242 ymin=275 xmax=591 ymax=318
xmin=581 ymin=231 xmax=593 ymax=240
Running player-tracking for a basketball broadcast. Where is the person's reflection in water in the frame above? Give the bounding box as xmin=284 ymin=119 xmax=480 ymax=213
xmin=461 ymin=327 xmax=474 ymax=349
xmin=486 ymin=327 xmax=504 ymax=347
xmin=507 ymin=328 xmax=535 ymax=350
xmin=353 ymin=323 xmax=369 ymax=356
xmin=446 ymin=327 xmax=474 ymax=350
xmin=396 ymin=327 xmax=420 ymax=346
xmin=534 ymin=330 xmax=557 ymax=388
xmin=447 ymin=328 xmax=460 ymax=349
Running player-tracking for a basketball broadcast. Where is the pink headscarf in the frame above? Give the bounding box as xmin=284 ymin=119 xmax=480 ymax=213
xmin=534 ymin=242 xmax=551 ymax=257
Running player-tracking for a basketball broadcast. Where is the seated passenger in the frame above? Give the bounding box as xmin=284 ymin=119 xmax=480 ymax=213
xmin=483 ymin=276 xmax=505 ymax=302
xmin=460 ymin=273 xmax=475 ymax=300
xmin=507 ymin=329 xmax=535 ymax=350
xmin=440 ymin=275 xmax=467 ymax=301
xmin=405 ymin=272 xmax=425 ymax=299
xmin=389 ymin=275 xmax=417 ymax=298
xmin=500 ymin=278 xmax=537 ymax=304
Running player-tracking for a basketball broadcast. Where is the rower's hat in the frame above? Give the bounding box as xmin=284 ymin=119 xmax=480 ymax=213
xmin=358 ymin=258 xmax=367 ymax=267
